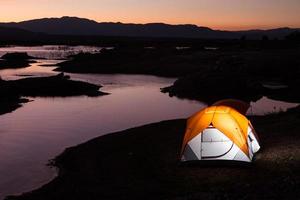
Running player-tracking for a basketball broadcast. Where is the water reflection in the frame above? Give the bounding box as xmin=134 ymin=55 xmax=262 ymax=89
xmin=0 ymin=74 xmax=202 ymax=198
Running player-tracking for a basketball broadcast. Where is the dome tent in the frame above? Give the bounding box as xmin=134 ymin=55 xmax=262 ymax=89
xmin=180 ymin=100 xmax=260 ymax=162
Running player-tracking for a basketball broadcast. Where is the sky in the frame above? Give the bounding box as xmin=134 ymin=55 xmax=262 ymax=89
xmin=0 ymin=0 xmax=300 ymax=30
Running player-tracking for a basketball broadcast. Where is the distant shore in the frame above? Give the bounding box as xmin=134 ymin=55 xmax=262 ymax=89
xmin=54 ymin=46 xmax=300 ymax=104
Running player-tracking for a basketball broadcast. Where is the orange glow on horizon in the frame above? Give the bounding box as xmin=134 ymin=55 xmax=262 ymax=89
xmin=1 ymin=16 xmax=299 ymax=31
xmin=0 ymin=0 xmax=300 ymax=31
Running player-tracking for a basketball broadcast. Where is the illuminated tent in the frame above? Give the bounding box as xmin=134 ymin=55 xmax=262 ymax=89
xmin=180 ymin=100 xmax=260 ymax=162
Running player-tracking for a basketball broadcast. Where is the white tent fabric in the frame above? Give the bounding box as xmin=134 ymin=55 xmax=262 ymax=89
xmin=181 ymin=127 xmax=256 ymax=162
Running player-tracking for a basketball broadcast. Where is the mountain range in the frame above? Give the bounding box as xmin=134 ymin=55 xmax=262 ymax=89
xmin=0 ymin=16 xmax=299 ymax=40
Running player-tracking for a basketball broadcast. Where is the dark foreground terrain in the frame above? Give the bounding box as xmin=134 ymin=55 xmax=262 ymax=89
xmin=0 ymin=73 xmax=107 ymax=115
xmin=6 ymin=105 xmax=300 ymax=200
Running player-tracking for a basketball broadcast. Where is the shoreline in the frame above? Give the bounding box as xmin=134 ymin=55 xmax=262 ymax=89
xmin=6 ymin=106 xmax=300 ymax=200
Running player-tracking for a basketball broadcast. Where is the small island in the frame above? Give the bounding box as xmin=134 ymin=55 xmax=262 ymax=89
xmin=0 ymin=73 xmax=108 ymax=115
xmin=0 ymin=52 xmax=37 ymax=69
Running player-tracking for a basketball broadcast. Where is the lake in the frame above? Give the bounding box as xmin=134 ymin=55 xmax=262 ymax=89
xmin=0 ymin=46 xmax=298 ymax=199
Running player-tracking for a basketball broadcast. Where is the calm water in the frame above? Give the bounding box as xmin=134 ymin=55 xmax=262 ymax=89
xmin=0 ymin=46 xmax=298 ymax=199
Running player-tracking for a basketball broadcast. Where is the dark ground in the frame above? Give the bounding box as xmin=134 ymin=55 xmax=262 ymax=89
xmin=6 ymin=106 xmax=300 ymax=200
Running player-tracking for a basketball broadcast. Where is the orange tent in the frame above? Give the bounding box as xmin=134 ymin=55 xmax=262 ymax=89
xmin=181 ymin=103 xmax=260 ymax=162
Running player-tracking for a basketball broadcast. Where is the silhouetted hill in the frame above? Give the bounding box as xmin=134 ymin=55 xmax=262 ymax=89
xmin=0 ymin=16 xmax=231 ymax=38
xmin=236 ymin=27 xmax=298 ymax=39
xmin=0 ymin=16 xmax=299 ymax=39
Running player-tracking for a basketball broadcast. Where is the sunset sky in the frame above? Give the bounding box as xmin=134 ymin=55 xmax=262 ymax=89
xmin=0 ymin=0 xmax=300 ymax=30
